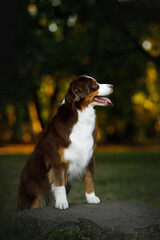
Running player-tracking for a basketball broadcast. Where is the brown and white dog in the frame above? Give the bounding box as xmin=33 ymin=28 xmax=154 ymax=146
xmin=18 ymin=75 xmax=113 ymax=210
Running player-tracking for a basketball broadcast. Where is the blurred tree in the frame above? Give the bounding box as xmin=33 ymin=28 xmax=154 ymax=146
xmin=0 ymin=0 xmax=160 ymax=143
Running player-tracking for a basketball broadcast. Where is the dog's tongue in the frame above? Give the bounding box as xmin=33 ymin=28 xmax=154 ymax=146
xmin=94 ymin=96 xmax=113 ymax=106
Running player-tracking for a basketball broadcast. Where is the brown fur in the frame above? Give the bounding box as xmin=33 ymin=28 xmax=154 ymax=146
xmin=81 ymin=89 xmax=99 ymax=109
xmin=83 ymin=157 xmax=95 ymax=194
xmin=18 ymin=75 xmax=99 ymax=211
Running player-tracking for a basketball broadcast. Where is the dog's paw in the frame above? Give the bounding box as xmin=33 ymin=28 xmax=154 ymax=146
xmin=55 ymin=200 xmax=69 ymax=210
xmin=87 ymin=195 xmax=100 ymax=204
xmin=87 ymin=196 xmax=100 ymax=204
xmin=86 ymin=192 xmax=100 ymax=204
xmin=53 ymin=186 xmax=69 ymax=210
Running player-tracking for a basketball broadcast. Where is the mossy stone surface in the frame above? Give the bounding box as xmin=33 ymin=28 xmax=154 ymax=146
xmin=16 ymin=201 xmax=160 ymax=240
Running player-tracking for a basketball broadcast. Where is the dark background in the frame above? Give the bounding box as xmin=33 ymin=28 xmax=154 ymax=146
xmin=0 ymin=0 xmax=160 ymax=145
xmin=0 ymin=2 xmax=160 ymax=239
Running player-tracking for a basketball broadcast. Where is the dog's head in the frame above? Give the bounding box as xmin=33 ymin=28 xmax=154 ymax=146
xmin=65 ymin=75 xmax=113 ymax=108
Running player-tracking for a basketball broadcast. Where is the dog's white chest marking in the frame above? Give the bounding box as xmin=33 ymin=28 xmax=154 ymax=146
xmin=64 ymin=106 xmax=96 ymax=181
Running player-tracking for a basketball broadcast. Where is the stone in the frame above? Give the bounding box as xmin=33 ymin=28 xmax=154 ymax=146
xmin=16 ymin=201 xmax=160 ymax=240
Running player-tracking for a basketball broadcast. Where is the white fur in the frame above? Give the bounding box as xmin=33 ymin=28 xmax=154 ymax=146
xmin=51 ymin=184 xmax=69 ymax=209
xmin=90 ymin=83 xmax=113 ymax=107
xmin=53 ymin=81 xmax=112 ymax=208
xmin=98 ymin=83 xmax=113 ymax=96
xmin=64 ymin=105 xmax=96 ymax=182
xmin=61 ymin=99 xmax=65 ymax=104
xmin=85 ymin=75 xmax=95 ymax=80
xmin=86 ymin=191 xmax=100 ymax=204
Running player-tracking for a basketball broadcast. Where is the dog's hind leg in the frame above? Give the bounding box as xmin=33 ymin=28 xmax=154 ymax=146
xmin=18 ymin=194 xmax=34 ymax=211
xmin=30 ymin=193 xmax=46 ymax=209
xmin=30 ymin=197 xmax=40 ymax=208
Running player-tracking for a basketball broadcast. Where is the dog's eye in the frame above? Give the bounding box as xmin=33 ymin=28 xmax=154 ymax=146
xmin=92 ymin=82 xmax=98 ymax=90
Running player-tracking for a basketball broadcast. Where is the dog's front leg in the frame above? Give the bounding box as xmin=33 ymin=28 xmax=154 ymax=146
xmin=48 ymin=167 xmax=69 ymax=210
xmin=83 ymin=157 xmax=100 ymax=204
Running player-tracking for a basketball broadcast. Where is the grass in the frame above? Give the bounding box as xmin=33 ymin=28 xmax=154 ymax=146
xmin=69 ymin=152 xmax=160 ymax=206
xmin=0 ymin=151 xmax=160 ymax=240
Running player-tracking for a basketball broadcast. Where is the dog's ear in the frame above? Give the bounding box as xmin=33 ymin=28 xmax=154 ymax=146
xmin=72 ymin=82 xmax=90 ymax=101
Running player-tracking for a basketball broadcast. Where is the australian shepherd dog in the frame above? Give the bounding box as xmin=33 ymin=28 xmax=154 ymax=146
xmin=18 ymin=75 xmax=113 ymax=210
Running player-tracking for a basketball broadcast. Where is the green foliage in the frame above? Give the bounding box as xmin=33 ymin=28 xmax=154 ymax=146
xmin=40 ymin=224 xmax=94 ymax=240
xmin=134 ymin=235 xmax=144 ymax=240
xmin=1 ymin=0 xmax=160 ymax=143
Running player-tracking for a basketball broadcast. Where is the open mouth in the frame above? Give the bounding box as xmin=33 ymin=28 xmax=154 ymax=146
xmin=93 ymin=96 xmax=113 ymax=106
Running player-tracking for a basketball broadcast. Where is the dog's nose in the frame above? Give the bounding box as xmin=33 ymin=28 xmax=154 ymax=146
xmin=108 ymin=84 xmax=113 ymax=90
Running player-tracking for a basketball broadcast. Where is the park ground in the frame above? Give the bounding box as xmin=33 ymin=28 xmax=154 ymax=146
xmin=0 ymin=145 xmax=160 ymax=240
